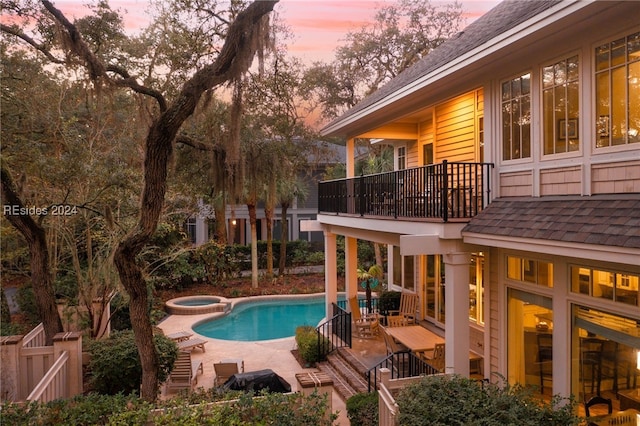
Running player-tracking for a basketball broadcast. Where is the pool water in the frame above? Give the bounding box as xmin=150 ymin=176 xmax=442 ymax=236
xmin=175 ymin=299 xmax=216 ymax=306
xmin=193 ymin=297 xmax=326 ymax=341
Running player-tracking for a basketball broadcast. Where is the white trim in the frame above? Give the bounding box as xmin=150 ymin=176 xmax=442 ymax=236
xmin=463 ymin=232 xmax=640 ymax=265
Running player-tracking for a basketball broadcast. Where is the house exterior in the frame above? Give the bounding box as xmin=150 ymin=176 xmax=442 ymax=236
xmin=310 ymin=0 xmax=640 ymax=404
xmin=190 ymin=140 xmax=345 ymax=246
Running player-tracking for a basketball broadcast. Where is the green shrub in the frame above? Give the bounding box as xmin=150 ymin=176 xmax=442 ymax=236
xmin=295 ymin=325 xmax=328 ymax=365
xmin=15 ymin=283 xmax=40 ymax=327
xmin=396 ymin=375 xmax=580 ymax=426
xmin=0 ymin=388 xmax=336 ymax=425
xmin=346 ymin=392 xmax=378 ymax=426
xmin=0 ymin=393 xmax=151 ymax=425
xmin=88 ymin=330 xmax=178 ymax=395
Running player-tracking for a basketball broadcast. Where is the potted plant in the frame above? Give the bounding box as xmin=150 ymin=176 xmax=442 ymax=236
xmin=357 ymin=264 xmax=383 ymax=314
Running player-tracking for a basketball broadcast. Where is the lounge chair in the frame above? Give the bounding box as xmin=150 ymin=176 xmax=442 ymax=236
xmin=177 ymin=337 xmax=207 ymax=352
xmin=166 ymin=351 xmax=203 ymax=392
xmin=213 ymin=361 xmax=240 ymax=387
xmin=166 ymin=330 xmax=193 ymax=342
xmin=388 ymin=292 xmax=418 ymax=324
xmin=349 ymin=297 xmax=379 ymax=338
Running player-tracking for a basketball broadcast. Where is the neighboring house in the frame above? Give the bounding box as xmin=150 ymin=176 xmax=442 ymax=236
xmin=190 ymin=140 xmax=345 ymax=246
xmin=311 ymin=0 xmax=640 ymax=405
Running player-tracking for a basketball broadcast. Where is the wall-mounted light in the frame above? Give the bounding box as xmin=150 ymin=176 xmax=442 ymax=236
xmin=231 ymin=219 xmax=237 ymax=226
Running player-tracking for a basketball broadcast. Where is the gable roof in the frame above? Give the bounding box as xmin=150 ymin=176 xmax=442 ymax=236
xmin=321 ymin=0 xmax=560 ymax=135
xmin=462 ymin=195 xmax=640 ymax=250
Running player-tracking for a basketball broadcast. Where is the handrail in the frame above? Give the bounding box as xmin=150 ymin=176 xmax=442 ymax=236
xmin=26 ymin=350 xmax=69 ymax=403
xmin=22 ymin=323 xmax=46 ymax=348
xmin=318 ymin=161 xmax=494 ymax=222
xmin=366 ymin=351 xmax=440 ymax=392
xmin=316 ymin=303 xmax=352 ymax=361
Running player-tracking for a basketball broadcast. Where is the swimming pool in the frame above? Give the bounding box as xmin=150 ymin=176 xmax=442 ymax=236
xmin=192 ymin=295 xmax=327 ymax=341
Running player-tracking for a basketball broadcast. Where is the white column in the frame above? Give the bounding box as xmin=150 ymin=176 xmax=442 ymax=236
xmin=346 ymin=138 xmax=355 ymax=178
xmin=345 ymin=236 xmax=358 ymax=300
xmin=324 ymin=231 xmax=338 ymax=319
xmin=444 ymin=251 xmax=471 ymax=376
xmin=195 ymin=216 xmax=208 ymax=246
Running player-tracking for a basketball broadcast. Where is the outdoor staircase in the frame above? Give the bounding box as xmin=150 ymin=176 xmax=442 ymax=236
xmin=318 ymin=347 xmax=369 ymax=401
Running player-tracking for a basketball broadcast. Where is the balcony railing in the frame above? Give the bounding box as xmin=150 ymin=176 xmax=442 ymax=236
xmin=318 ymin=161 xmax=494 ymax=222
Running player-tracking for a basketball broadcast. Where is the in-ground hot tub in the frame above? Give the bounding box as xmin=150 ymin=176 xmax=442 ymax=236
xmin=165 ymin=296 xmax=229 ymax=315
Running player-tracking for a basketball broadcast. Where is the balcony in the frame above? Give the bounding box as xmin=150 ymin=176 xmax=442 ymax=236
xmin=318 ymin=161 xmax=494 ymax=222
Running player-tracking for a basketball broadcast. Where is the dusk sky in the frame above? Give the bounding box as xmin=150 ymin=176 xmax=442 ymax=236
xmin=52 ymin=0 xmax=502 ymax=63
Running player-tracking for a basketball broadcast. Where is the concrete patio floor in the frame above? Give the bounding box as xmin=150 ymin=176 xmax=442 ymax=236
xmin=158 ymin=307 xmax=388 ymax=425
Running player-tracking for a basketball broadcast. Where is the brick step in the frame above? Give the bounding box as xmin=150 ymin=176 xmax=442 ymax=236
xmin=318 ymin=348 xmax=370 ymax=402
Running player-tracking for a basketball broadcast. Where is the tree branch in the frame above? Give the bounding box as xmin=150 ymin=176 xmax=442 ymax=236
xmin=0 ymin=23 xmax=64 ymax=64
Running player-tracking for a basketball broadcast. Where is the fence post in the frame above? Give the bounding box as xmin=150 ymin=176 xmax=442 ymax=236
xmin=52 ymin=331 xmax=83 ymax=398
xmin=0 ymin=335 xmax=24 ymax=401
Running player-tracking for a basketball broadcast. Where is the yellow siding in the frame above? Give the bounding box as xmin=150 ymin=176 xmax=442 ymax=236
xmin=407 ymin=139 xmax=419 ymax=168
xmin=418 ymin=118 xmax=434 ymax=165
xmin=434 ymin=91 xmax=479 ymax=163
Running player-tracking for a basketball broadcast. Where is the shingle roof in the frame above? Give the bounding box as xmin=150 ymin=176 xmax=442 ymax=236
xmin=462 ymin=196 xmax=640 ymax=249
xmin=322 ymin=0 xmax=559 ymax=133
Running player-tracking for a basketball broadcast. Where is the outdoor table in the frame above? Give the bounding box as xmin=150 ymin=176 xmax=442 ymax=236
xmin=385 ymin=326 xmax=444 ymax=353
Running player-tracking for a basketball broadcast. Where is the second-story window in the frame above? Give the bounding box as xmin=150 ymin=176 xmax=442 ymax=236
xmin=543 ymin=55 xmax=580 ymax=155
xmin=397 ymin=146 xmax=406 ymax=170
xmin=595 ymin=31 xmax=640 ymax=148
xmin=501 ymin=73 xmax=531 ymax=160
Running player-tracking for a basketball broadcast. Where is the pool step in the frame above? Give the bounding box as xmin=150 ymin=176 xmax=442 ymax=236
xmin=318 ymin=347 xmax=369 ymax=401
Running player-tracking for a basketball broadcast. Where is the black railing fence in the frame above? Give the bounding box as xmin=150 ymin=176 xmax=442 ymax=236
xmin=319 ymin=161 xmax=494 ymax=222
xmin=316 ymin=303 xmax=352 ymax=361
xmin=366 ymin=351 xmax=441 ymax=392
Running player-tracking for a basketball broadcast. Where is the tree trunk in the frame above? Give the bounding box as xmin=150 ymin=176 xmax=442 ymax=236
xmin=374 ymin=243 xmax=384 ymax=268
xmin=264 ymin=181 xmax=276 ymax=279
xmin=247 ymin=203 xmax=259 ymax=288
xmin=35 ymin=0 xmax=278 ymax=403
xmin=278 ymin=202 xmax=289 ymax=275
xmin=214 ymin=198 xmax=227 ymax=244
xmin=1 ymin=165 xmax=63 ymax=344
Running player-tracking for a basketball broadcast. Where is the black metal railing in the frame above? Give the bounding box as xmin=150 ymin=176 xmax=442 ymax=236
xmin=336 ymin=297 xmax=379 ymax=315
xmin=316 ymin=303 xmax=352 ymax=361
xmin=318 ymin=161 xmax=494 ymax=222
xmin=366 ymin=351 xmax=440 ymax=392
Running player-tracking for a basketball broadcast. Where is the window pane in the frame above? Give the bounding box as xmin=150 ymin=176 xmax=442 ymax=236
xmin=593 ymin=270 xmax=614 ymax=300
xmin=611 ymin=66 xmax=626 ymax=145
xmin=503 ymin=102 xmax=512 ymax=160
xmin=543 ymin=89 xmax=555 ymax=154
xmin=507 ymin=256 xmax=522 ymax=280
xmin=538 ymin=262 xmax=553 ymax=287
xmin=522 ymin=95 xmax=531 ymax=157
xmin=567 ymin=56 xmax=579 ymax=81
xmin=543 ymin=65 xmax=554 ymax=88
xmin=502 ymin=81 xmax=511 ymax=100
xmin=611 ymin=38 xmax=626 ymax=67
xmin=521 ymin=74 xmax=531 ymax=95
xmin=628 ymin=32 xmax=640 ymax=62
xmin=555 ymin=85 xmax=567 ymax=153
xmin=571 ymin=266 xmax=591 ymax=294
xmin=629 ymin=61 xmax=640 ymax=143
xmin=615 ymin=274 xmax=638 ymax=306
xmin=512 ymin=101 xmax=521 ymax=159
xmin=596 ymin=44 xmax=610 ymax=71
xmin=596 ymin=72 xmax=610 ymax=147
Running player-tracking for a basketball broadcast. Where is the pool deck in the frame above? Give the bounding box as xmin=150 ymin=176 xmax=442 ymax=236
xmin=158 ymin=297 xmax=367 ymax=425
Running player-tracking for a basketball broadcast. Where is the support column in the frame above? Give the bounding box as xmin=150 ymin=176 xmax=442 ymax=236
xmin=444 ymin=251 xmax=471 ymax=376
xmin=324 ymin=231 xmax=338 ymax=319
xmin=345 ymin=236 xmax=358 ymax=300
xmin=195 ymin=216 xmax=208 ymax=246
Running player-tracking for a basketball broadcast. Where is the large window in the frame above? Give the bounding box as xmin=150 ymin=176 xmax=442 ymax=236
xmin=595 ymin=31 xmax=640 ymax=147
xmin=543 ymin=56 xmax=580 ymax=154
xmin=507 ymin=256 xmax=553 ymax=287
xmin=502 ymin=73 xmax=531 ymax=160
xmin=571 ymin=266 xmax=639 ymax=307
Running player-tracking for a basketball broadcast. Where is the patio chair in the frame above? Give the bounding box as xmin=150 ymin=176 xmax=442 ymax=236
xmin=584 ymin=395 xmax=612 ymax=418
xmin=166 ymin=351 xmax=203 ymax=392
xmin=214 ymin=361 xmax=240 ymax=387
xmin=166 ymin=330 xmax=193 ymax=342
xmin=387 ymin=315 xmax=408 ymax=327
xmin=420 ymin=342 xmax=445 ymax=373
xmin=349 ymin=297 xmax=379 ymax=338
xmin=388 ymin=292 xmax=418 ymax=324
xmin=380 ymin=325 xmax=409 ymax=355
xmin=177 ymin=337 xmax=207 ymax=352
